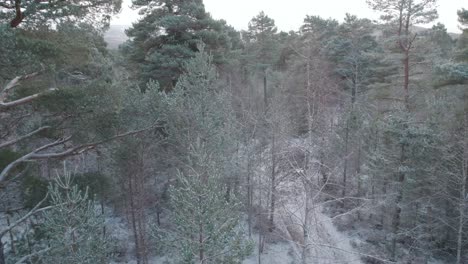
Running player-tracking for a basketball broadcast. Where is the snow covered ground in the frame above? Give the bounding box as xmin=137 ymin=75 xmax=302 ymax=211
xmin=276 ymin=196 xmax=364 ymax=264
xmin=242 ymin=137 xmax=365 ymax=264
xmin=243 ymin=241 xmax=295 ymax=264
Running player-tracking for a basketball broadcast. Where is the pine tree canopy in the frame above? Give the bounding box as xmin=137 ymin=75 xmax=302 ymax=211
xmin=125 ymin=0 xmax=235 ymax=90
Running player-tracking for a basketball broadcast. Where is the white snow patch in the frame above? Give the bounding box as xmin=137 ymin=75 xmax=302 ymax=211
xmin=243 ymin=241 xmax=295 ymax=264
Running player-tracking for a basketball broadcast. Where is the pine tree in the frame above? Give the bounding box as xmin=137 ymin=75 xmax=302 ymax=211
xmin=41 ymin=166 xmax=109 ymax=264
xmin=153 ymin=46 xmax=252 ymax=263
xmin=163 ymin=144 xmax=252 ymax=264
xmin=245 ymin=11 xmax=280 ymax=110
xmin=326 ymin=14 xmax=381 ymax=200
xmin=124 ymin=0 xmax=234 ymax=90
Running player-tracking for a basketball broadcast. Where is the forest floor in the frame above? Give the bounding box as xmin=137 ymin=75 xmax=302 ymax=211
xmin=242 ymin=138 xmax=364 ymax=264
xmin=270 ymin=180 xmax=364 ymax=264
xmin=243 ymin=204 xmax=364 ymax=264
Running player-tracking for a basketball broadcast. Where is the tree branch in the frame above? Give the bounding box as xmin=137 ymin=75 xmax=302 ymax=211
xmin=0 ymin=126 xmax=50 ymax=150
xmin=29 ymin=124 xmax=159 ymax=160
xmin=0 ymin=88 xmax=57 ymax=110
xmin=0 ymin=67 xmax=52 ymax=110
xmin=0 ymin=124 xmax=158 ymax=183
xmin=0 ymin=193 xmax=51 ymax=238
xmin=0 ymin=137 xmax=71 ymax=183
xmin=14 ymin=247 xmax=50 ymax=264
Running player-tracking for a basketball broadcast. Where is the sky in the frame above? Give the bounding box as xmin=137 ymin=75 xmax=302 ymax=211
xmin=111 ymin=0 xmax=467 ymax=33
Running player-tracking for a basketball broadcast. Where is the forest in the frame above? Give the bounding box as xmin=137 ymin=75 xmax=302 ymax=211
xmin=0 ymin=0 xmax=467 ymax=263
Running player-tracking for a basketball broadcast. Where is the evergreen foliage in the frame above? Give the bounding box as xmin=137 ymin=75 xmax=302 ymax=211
xmin=41 ymin=168 xmax=109 ymax=264
xmin=124 ymin=0 xmax=234 ymax=89
xmin=2 ymin=1 xmax=468 ymax=263
xmin=163 ymin=146 xmax=252 ymax=263
xmin=0 ymin=0 xmax=121 ymax=28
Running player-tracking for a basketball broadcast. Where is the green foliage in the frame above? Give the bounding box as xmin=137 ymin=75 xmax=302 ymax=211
xmin=0 ymin=25 xmax=42 ymax=80
xmin=125 ymin=0 xmax=235 ymax=89
xmin=159 ymin=45 xmax=239 ymax=171
xmin=0 ymin=149 xmax=21 ymax=173
xmin=428 ymin=23 xmax=455 ymax=56
xmin=301 ymin=15 xmax=339 ymax=39
xmin=156 ymin=143 xmax=252 ymax=264
xmin=73 ymin=172 xmax=110 ymax=200
xmin=0 ymin=0 xmax=121 ymax=29
xmin=21 ymin=174 xmax=49 ymax=209
xmin=149 ymin=45 xmax=251 ymax=263
xmin=245 ymin=11 xmax=280 ymax=70
xmin=42 ymin=168 xmax=109 ymax=264
xmin=326 ymin=14 xmax=382 ymax=94
xmin=434 ymin=62 xmax=468 ymax=85
xmin=247 ymin=11 xmax=277 ymax=41
xmin=367 ymin=0 xmax=438 ymax=25
xmin=458 ymin=8 xmax=468 ymax=27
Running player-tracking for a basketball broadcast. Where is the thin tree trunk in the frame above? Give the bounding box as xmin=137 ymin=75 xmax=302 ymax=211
xmin=357 ymin=140 xmax=362 ymax=221
xmin=0 ymin=239 xmax=5 ymax=264
xmin=199 ymin=221 xmax=205 ymax=264
xmin=258 ymin=231 xmax=263 ymax=264
xmin=342 ymin=122 xmax=350 ymax=201
xmin=302 ymin=185 xmax=312 ymax=264
xmin=269 ymin=133 xmax=276 ymax=232
xmin=128 ymin=177 xmax=142 ymax=264
xmin=456 ymin=167 xmax=466 ymax=264
xmin=403 ymin=50 xmax=410 ymax=109
xmin=247 ymin=149 xmax=253 ymax=238
xmin=391 ymin=143 xmax=407 ymax=261
xmin=6 ymin=216 xmax=14 ymax=255
xmin=263 ymin=70 xmax=268 ymax=111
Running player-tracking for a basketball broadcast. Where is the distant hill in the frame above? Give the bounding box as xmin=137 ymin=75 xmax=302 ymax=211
xmin=104 ymin=25 xmax=129 ymax=49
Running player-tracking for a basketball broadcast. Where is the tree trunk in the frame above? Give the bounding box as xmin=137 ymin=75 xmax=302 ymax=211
xmin=258 ymin=231 xmax=263 ymax=264
xmin=302 ymin=184 xmax=312 ymax=264
xmin=10 ymin=0 xmax=25 ymax=28
xmin=391 ymin=143 xmax=407 ymax=261
xmin=456 ymin=174 xmax=466 ymax=264
xmin=247 ymin=148 xmax=253 ymax=238
xmin=199 ymin=221 xmax=205 ymax=264
xmin=403 ymin=49 xmax=410 ymax=109
xmin=0 ymin=239 xmax=5 ymax=264
xmin=269 ymin=133 xmax=276 ymax=232
xmin=263 ymin=70 xmax=268 ymax=111
xmin=128 ymin=176 xmax=142 ymax=264
xmin=356 ymin=140 xmax=362 ymax=221
xmin=342 ymin=121 xmax=350 ymax=201
xmin=6 ymin=216 xmax=15 ymax=255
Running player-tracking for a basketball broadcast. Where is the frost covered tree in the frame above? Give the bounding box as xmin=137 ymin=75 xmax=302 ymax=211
xmin=7 ymin=166 xmax=109 ymax=264
xmin=40 ymin=166 xmax=109 ymax=264
xmin=152 ymin=46 xmax=251 ymax=263
xmin=162 ymin=143 xmax=252 ymax=264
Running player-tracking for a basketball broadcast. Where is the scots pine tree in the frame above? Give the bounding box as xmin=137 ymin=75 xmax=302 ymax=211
xmin=124 ymin=0 xmax=234 ymax=90
xmin=41 ymin=167 xmax=109 ymax=264
xmin=244 ymin=11 xmax=279 ymax=109
xmin=165 ymin=144 xmax=252 ymax=264
xmin=154 ymin=46 xmax=251 ymax=264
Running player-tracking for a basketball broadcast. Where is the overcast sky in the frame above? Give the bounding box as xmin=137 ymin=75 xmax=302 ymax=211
xmin=111 ymin=0 xmax=466 ymax=33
